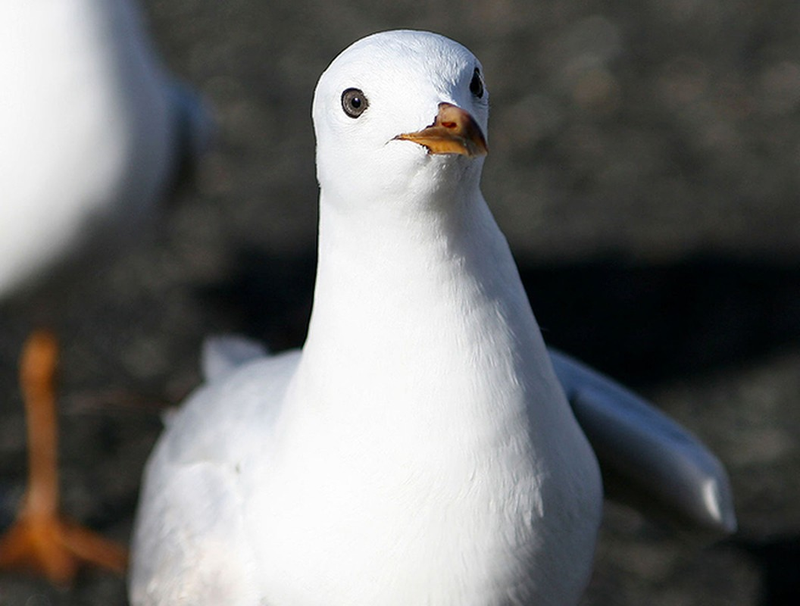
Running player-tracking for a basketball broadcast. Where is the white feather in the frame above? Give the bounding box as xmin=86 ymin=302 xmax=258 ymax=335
xmin=0 ymin=0 xmax=211 ymax=296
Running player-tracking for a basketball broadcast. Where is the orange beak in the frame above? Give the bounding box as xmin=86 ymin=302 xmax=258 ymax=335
xmin=395 ymin=102 xmax=488 ymax=158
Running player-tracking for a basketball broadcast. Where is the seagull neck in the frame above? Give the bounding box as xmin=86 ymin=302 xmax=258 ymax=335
xmin=308 ymin=187 xmax=516 ymax=333
xmin=294 ymin=187 xmax=549 ymax=419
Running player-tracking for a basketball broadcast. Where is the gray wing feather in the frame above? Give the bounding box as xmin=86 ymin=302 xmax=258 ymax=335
xmin=549 ymin=349 xmax=737 ymax=536
xmin=201 ymin=335 xmax=269 ymax=382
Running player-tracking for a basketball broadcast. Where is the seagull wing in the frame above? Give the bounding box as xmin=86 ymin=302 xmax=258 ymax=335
xmin=130 ymin=350 xmax=300 ymax=605
xmin=129 ymin=460 xmax=259 ymax=606
xmin=201 ymin=335 xmax=269 ymax=382
xmin=549 ymin=349 xmax=737 ymax=536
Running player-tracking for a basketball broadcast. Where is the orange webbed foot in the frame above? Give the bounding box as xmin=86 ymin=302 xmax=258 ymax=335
xmin=0 ymin=330 xmax=128 ymax=585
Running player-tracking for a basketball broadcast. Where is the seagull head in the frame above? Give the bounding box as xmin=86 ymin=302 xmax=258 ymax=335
xmin=312 ymin=30 xmax=489 ymax=210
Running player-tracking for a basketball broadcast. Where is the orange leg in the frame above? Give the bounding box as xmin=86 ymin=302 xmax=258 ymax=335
xmin=0 ymin=330 xmax=128 ymax=585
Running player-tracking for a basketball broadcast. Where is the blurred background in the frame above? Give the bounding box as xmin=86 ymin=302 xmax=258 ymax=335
xmin=1 ymin=0 xmax=798 ymax=603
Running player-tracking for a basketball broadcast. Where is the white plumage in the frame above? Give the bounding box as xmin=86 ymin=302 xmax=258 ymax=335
xmin=130 ymin=29 xmax=734 ymax=606
xmin=131 ymin=30 xmax=602 ymax=605
xmin=0 ymin=0 xmax=210 ymax=297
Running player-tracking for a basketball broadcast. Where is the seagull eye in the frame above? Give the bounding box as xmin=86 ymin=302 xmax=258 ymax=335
xmin=469 ymin=68 xmax=484 ymax=98
xmin=341 ymin=88 xmax=369 ymax=118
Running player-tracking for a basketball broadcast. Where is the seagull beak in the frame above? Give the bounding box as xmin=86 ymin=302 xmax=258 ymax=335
xmin=395 ymin=102 xmax=488 ymax=158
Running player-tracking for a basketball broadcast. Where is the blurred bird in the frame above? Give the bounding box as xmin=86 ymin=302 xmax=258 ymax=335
xmin=0 ymin=0 xmax=211 ymax=298
xmin=0 ymin=0 xmax=211 ymax=585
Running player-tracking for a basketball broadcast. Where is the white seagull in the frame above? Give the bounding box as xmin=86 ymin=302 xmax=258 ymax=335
xmin=130 ymin=30 xmax=734 ymax=606
xmin=0 ymin=0 xmax=211 ymax=297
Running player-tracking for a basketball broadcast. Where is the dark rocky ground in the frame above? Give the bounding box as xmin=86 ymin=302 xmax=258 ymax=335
xmin=1 ymin=0 xmax=799 ymax=604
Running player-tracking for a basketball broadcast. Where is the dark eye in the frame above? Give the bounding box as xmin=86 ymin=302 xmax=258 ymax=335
xmin=469 ymin=67 xmax=484 ymax=98
xmin=341 ymin=88 xmax=368 ymax=118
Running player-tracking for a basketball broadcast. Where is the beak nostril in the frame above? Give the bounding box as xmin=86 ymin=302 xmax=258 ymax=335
xmin=395 ymin=102 xmax=488 ymax=157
